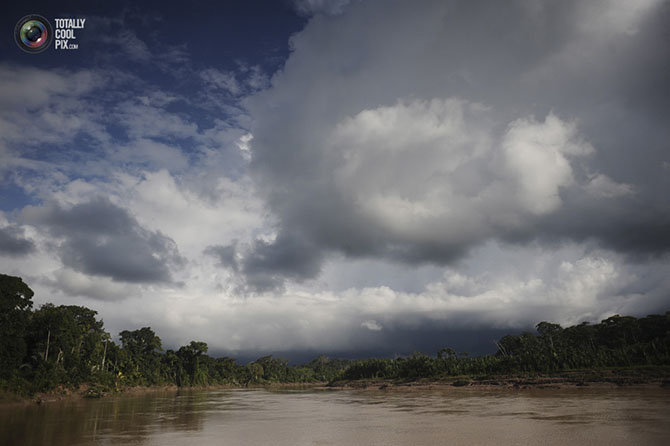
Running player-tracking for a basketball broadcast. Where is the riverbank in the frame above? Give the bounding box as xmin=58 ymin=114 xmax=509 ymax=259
xmin=0 ymin=381 xmax=330 ymax=407
xmin=3 ymin=366 xmax=669 ymax=406
xmin=328 ymin=366 xmax=670 ymax=391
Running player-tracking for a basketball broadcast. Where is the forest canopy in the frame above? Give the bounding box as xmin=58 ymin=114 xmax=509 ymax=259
xmin=1 ymin=274 xmax=669 ymax=395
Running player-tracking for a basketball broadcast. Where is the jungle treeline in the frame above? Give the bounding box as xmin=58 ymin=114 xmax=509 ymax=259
xmin=1 ymin=273 xmax=669 ymax=396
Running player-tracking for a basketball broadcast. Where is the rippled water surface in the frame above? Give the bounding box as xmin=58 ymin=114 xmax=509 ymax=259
xmin=2 ymin=387 xmax=670 ymax=445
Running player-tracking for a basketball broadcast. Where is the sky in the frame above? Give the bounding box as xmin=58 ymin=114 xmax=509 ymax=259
xmin=1 ymin=0 xmax=669 ymax=362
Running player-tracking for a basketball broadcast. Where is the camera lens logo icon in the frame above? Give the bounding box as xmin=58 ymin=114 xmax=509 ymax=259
xmin=14 ymin=15 xmax=53 ymax=53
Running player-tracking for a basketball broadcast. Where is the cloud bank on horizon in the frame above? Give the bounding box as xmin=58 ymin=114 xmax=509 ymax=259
xmin=0 ymin=0 xmax=668 ymax=358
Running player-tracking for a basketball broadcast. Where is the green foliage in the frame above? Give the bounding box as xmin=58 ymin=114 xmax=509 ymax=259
xmin=0 ymin=274 xmax=34 ymax=378
xmin=303 ymin=355 xmax=351 ymax=381
xmin=341 ymin=358 xmax=398 ymax=380
xmin=119 ymin=327 xmax=163 ymax=385
xmin=492 ymin=313 xmax=670 ymax=373
xmin=251 ymin=356 xmax=288 ymax=383
xmin=27 ymin=304 xmax=108 ymax=384
xmin=177 ymin=341 xmax=209 ymax=386
xmin=0 ymin=291 xmax=115 ymax=394
xmin=333 ymin=313 xmax=670 ymax=382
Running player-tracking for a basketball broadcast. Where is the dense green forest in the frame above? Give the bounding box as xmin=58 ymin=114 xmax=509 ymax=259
xmin=0 ymin=274 xmax=351 ymax=396
xmin=1 ymin=273 xmax=669 ymax=396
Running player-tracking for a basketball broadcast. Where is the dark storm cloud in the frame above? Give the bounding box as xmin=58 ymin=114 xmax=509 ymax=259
xmin=207 ymin=232 xmax=325 ymax=292
xmin=0 ymin=225 xmax=35 ymax=257
xmin=215 ymin=326 xmax=518 ymax=363
xmin=204 ymin=243 xmax=239 ymax=271
xmin=23 ymin=198 xmax=183 ymax=283
xmin=535 ymin=196 xmax=670 ymax=260
xmin=237 ymin=0 xmax=670 ymax=288
xmin=240 ymin=231 xmax=324 ymax=291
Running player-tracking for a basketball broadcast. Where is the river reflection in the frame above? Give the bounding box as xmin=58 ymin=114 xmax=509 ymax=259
xmin=2 ymin=387 xmax=669 ymax=445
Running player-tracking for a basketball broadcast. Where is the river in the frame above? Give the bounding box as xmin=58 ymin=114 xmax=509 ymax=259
xmin=2 ymin=386 xmax=669 ymax=445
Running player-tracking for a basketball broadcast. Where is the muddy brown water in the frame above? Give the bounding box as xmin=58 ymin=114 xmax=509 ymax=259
xmin=2 ymin=387 xmax=669 ymax=445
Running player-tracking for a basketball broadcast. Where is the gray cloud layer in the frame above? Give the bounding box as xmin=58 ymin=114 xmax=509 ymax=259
xmin=22 ymin=198 xmax=183 ymax=283
xmin=232 ymin=0 xmax=670 ymax=290
xmin=207 ymin=230 xmax=324 ymax=292
xmin=0 ymin=225 xmax=35 ymax=257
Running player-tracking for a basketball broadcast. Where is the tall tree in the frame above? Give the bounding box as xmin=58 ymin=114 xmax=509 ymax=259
xmin=0 ymin=274 xmax=34 ymax=378
xmin=119 ymin=327 xmax=163 ymax=385
xmin=177 ymin=341 xmax=209 ymax=386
